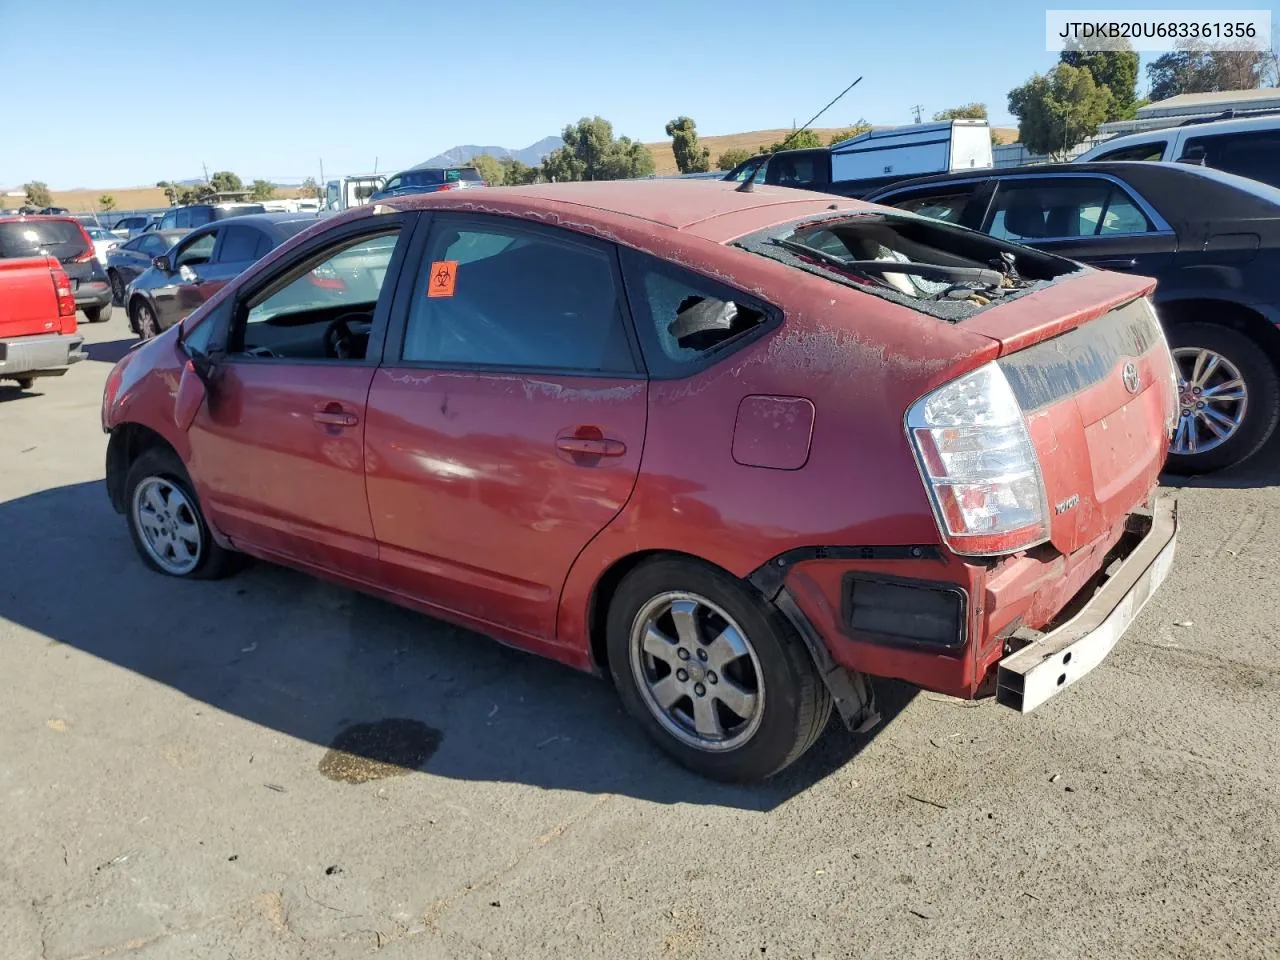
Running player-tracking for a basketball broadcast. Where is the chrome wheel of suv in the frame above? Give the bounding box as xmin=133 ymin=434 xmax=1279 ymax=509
xmin=1172 ymin=346 xmax=1247 ymax=455
xmin=131 ymin=477 xmax=203 ymax=575
xmin=629 ymin=591 xmax=765 ymax=752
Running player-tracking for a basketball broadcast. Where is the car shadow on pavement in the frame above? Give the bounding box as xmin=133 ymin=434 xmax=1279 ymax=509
xmin=0 ymin=481 xmax=914 ymax=811
xmin=0 ymin=383 xmax=46 ymax=403
xmin=84 ymin=338 xmax=136 ymax=365
xmin=1161 ymin=435 xmax=1280 ymax=491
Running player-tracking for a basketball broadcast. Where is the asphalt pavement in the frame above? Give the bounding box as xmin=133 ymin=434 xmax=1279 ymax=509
xmin=2 ymin=317 xmax=1278 ymax=959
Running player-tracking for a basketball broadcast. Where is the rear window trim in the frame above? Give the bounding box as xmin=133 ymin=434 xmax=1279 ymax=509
xmin=733 ymin=209 xmax=1083 ymax=323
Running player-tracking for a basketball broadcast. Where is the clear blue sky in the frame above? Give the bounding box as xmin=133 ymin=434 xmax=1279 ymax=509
xmin=0 ymin=0 xmax=1208 ymax=188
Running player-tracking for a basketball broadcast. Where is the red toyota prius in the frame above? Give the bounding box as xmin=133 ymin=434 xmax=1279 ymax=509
xmin=102 ymin=180 xmax=1179 ymax=781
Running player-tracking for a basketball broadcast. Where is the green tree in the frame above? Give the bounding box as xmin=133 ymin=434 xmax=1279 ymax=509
xmin=469 ymin=153 xmax=505 ymax=185
xmin=99 ymin=194 xmax=115 ymax=212
xmin=716 ymin=148 xmax=753 ymax=171
xmin=499 ymin=158 xmax=541 ymax=185
xmin=933 ymin=103 xmax=988 ymax=121
xmin=156 ymin=180 xmax=180 ymax=205
xmin=665 ymin=116 xmax=711 ymax=174
xmin=299 ymin=177 xmax=321 ymax=199
xmin=827 ymin=120 xmax=873 ymax=145
xmin=1147 ymin=40 xmax=1269 ymax=102
xmin=24 ymin=181 xmax=53 ymax=208
xmin=759 ymin=129 xmax=824 ymax=154
xmin=209 ymin=170 xmax=243 ymax=194
xmin=249 ymin=179 xmax=276 ymax=201
xmin=1008 ymin=63 xmax=1114 ymax=159
xmin=1060 ymin=40 xmax=1140 ymax=120
xmin=541 ymin=117 xmax=655 ymax=182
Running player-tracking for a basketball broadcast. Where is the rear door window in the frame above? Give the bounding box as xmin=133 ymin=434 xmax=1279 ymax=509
xmin=1181 ymin=131 xmax=1280 ymax=188
xmin=187 ymin=207 xmax=213 ymax=227
xmin=986 ymin=178 xmax=1152 ymax=240
xmin=216 ymin=225 xmax=265 ymax=265
xmin=400 ymin=218 xmax=635 ymax=373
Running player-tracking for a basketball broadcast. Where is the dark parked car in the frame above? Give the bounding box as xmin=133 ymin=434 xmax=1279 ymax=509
xmin=155 ymin=202 xmax=267 ymax=231
xmin=0 ymin=215 xmax=113 ymax=322
xmin=368 ymin=165 xmax=484 ymax=201
xmin=106 ymin=229 xmax=188 ymax=303
xmin=867 ymin=161 xmax=1280 ymax=473
xmin=123 ymin=213 xmax=325 ymax=338
xmin=101 ymin=181 xmax=1178 ymax=781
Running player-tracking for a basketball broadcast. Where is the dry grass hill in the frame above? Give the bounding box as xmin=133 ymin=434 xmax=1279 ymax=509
xmin=14 ymin=126 xmax=1019 ymax=213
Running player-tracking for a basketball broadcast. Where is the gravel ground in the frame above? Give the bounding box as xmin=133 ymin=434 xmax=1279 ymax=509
xmin=2 ymin=318 xmax=1278 ymax=960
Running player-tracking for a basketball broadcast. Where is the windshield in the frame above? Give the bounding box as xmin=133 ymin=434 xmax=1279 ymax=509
xmin=0 ymin=219 xmax=91 ymax=261
xmin=393 ymin=168 xmax=483 ymax=189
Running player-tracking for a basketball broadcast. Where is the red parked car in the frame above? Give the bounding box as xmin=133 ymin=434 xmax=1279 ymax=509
xmin=101 ymin=181 xmax=1180 ymax=781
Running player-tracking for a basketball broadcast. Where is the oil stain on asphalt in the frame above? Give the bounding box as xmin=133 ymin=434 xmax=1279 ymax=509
xmin=318 ymin=719 xmax=443 ymax=783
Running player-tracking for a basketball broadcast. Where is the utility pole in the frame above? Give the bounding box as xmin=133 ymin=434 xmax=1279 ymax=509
xmin=910 ymin=104 xmax=924 ymax=124
xmin=202 ymin=162 xmax=210 ymax=184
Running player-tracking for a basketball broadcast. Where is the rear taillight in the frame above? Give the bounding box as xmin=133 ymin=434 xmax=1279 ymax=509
xmin=436 ymin=182 xmax=463 ymax=191
xmin=906 ymin=362 xmax=1048 ymax=556
xmin=307 ymin=263 xmax=346 ymax=291
xmin=52 ymin=267 xmax=77 ymax=320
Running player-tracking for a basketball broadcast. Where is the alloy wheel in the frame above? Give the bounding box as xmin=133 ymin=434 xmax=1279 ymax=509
xmin=136 ymin=302 xmax=159 ymax=340
xmin=131 ymin=477 xmax=202 ymax=575
xmin=628 ymin=592 xmax=765 ymax=752
xmin=1172 ymin=346 xmax=1248 ymax=455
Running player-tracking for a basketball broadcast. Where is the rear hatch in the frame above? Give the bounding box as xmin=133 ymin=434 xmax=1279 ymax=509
xmin=0 ymin=217 xmax=98 ymax=285
xmin=735 ymin=210 xmax=1177 ymax=556
xmin=967 ymin=272 xmax=1176 ymax=554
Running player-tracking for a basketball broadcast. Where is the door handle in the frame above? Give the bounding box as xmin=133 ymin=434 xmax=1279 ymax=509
xmin=555 ymin=436 xmax=626 ymax=457
xmin=1091 ymin=258 xmax=1137 ymax=270
xmin=314 ymin=402 xmax=359 ymax=427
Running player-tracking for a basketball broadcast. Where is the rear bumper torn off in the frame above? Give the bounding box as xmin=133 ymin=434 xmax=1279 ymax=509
xmin=996 ymin=496 xmax=1177 ymax=713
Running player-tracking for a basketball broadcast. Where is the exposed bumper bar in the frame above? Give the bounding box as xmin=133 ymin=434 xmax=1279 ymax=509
xmin=996 ymin=497 xmax=1178 ymax=713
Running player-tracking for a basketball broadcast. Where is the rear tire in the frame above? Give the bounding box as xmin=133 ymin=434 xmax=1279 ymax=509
xmin=15 ymin=377 xmax=35 ymax=390
xmin=1165 ymin=322 xmax=1280 ymax=475
xmin=84 ymin=304 xmax=111 ymax=323
xmin=109 ymin=270 xmax=125 ymax=306
xmin=606 ymin=558 xmax=831 ymax=782
xmin=124 ymin=446 xmax=234 ymax=580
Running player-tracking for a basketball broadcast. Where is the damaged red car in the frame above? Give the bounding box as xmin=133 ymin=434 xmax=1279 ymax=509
xmin=101 ymin=180 xmax=1179 ymax=782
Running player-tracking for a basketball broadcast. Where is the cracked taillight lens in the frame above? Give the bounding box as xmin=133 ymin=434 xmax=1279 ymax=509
xmin=906 ymin=362 xmax=1049 ymax=556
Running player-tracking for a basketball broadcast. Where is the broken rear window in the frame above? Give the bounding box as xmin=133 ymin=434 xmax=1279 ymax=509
xmin=734 ymin=211 xmax=1081 ymax=321
xmin=620 ymin=248 xmax=774 ymax=378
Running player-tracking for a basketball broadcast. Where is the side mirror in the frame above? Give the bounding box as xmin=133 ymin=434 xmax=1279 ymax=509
xmin=153 ymin=254 xmax=171 ymax=272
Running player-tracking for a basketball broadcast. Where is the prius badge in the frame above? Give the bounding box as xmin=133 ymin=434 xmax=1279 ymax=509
xmin=1122 ymin=361 xmax=1141 ymax=395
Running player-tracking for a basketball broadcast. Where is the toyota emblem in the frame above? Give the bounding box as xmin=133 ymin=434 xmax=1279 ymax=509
xmin=1122 ymin=361 xmax=1141 ymax=395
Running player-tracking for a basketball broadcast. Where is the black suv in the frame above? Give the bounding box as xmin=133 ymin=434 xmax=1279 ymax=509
xmin=156 ymin=203 xmax=267 ymax=231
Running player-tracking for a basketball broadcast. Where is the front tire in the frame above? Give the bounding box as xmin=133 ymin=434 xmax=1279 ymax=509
xmin=124 ymin=447 xmax=233 ymax=579
xmin=607 ymin=558 xmax=832 ymax=782
xmin=84 ymin=304 xmax=111 ymax=323
xmin=1166 ymin=322 xmax=1280 ymax=474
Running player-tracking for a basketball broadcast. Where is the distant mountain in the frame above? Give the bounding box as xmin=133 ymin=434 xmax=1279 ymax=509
xmin=417 ymin=136 xmax=563 ymax=169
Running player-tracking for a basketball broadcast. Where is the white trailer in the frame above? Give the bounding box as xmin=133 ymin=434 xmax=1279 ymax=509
xmin=830 ymin=119 xmax=993 ymax=187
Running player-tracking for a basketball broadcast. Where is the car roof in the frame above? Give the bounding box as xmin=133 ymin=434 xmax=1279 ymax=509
xmin=188 ymin=211 xmax=331 ymax=235
xmin=384 ymin=180 xmax=872 ymax=243
xmin=0 ymin=214 xmax=87 ymax=227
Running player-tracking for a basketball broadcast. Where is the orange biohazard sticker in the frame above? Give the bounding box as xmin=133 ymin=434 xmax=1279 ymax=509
xmin=427 ymin=260 xmax=457 ymax=298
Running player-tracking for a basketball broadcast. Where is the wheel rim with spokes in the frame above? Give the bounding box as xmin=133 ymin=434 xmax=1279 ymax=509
xmin=1171 ymin=346 xmax=1248 ymax=455
xmin=131 ymin=477 xmax=202 ymax=575
xmin=137 ymin=303 xmax=158 ymax=339
xmin=629 ymin=592 xmax=765 ymax=752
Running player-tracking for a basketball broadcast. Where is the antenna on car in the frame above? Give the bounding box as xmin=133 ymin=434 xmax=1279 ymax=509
xmin=776 ymin=75 xmax=864 ymax=152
